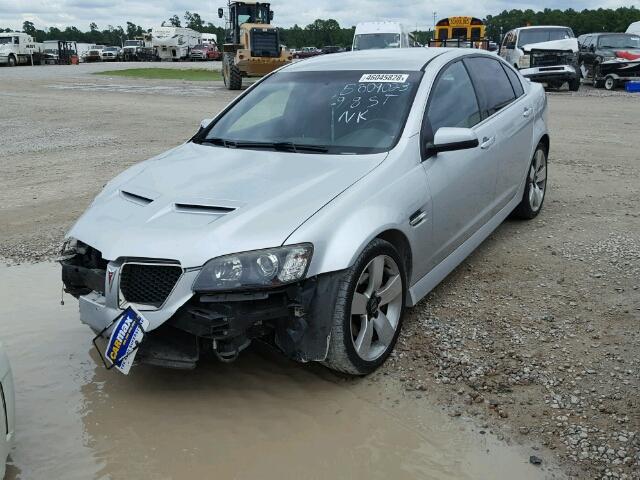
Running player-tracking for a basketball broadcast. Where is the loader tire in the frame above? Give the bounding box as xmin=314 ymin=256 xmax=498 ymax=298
xmin=223 ymin=53 xmax=242 ymax=90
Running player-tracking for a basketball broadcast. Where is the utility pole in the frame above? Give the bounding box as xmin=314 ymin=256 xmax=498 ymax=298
xmin=433 ymin=11 xmax=437 ymax=31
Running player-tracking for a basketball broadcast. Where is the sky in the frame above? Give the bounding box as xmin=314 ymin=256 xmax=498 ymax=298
xmin=0 ymin=0 xmax=636 ymax=31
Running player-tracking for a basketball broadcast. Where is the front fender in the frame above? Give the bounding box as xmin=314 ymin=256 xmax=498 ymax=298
xmin=286 ymin=136 xmax=431 ymax=286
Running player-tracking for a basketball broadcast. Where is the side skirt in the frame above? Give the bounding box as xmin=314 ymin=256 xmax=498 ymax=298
xmin=407 ymin=191 xmax=523 ymax=307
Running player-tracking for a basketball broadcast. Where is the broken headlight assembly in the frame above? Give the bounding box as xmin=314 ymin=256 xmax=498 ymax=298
xmin=192 ymin=244 xmax=313 ymax=292
xmin=58 ymin=237 xmax=85 ymax=260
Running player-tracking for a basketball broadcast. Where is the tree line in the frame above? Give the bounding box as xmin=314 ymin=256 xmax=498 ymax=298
xmin=1 ymin=7 xmax=638 ymax=48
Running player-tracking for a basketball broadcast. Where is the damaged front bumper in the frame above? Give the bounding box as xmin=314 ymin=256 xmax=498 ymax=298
xmin=61 ymin=247 xmax=341 ymax=369
xmin=520 ymin=65 xmax=579 ymax=84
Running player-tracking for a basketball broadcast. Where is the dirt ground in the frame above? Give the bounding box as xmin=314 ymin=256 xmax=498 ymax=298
xmin=1 ymin=64 xmax=638 ymax=479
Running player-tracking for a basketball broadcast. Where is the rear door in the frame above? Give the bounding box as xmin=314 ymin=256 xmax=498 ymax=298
xmin=464 ymin=56 xmax=533 ymax=210
xmin=419 ymin=59 xmax=498 ymax=270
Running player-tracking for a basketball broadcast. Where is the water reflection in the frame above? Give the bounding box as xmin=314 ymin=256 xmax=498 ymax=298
xmin=0 ymin=263 xmax=551 ymax=480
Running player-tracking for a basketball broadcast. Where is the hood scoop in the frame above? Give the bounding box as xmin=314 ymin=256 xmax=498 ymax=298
xmin=120 ymin=190 xmax=154 ymax=206
xmin=174 ymin=203 xmax=235 ymax=215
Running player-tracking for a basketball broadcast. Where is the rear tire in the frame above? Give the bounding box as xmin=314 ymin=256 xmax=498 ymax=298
xmin=222 ymin=53 xmax=242 ymax=90
xmin=512 ymin=143 xmax=548 ymax=220
xmin=323 ymin=239 xmax=406 ymax=376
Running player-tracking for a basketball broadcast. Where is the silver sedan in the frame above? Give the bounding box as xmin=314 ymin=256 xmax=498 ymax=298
xmin=62 ymin=48 xmax=549 ymax=375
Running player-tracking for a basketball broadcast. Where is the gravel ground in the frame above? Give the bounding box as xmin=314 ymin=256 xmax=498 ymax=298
xmin=1 ymin=63 xmax=638 ymax=479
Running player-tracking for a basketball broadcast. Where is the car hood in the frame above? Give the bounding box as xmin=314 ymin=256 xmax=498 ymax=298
xmin=69 ymin=142 xmax=386 ymax=268
xmin=522 ymin=38 xmax=578 ymax=53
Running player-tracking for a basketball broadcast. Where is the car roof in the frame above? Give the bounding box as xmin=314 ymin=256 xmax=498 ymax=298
xmin=515 ymin=26 xmax=571 ymax=31
xmin=283 ymin=48 xmax=485 ymax=72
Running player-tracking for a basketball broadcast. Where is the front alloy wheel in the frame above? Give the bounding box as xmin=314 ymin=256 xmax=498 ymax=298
xmin=324 ymin=239 xmax=406 ymax=375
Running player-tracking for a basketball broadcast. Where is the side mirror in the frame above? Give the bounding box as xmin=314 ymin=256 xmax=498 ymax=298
xmin=200 ymin=118 xmax=213 ymax=130
xmin=589 ymin=45 xmax=595 ymax=52
xmin=218 ymin=8 xmax=224 ymax=19
xmin=269 ymin=11 xmax=274 ymax=21
xmin=425 ymin=128 xmax=479 ymax=156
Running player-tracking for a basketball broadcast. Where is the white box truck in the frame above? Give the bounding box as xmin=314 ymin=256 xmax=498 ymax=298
xmin=0 ymin=32 xmax=43 ymax=66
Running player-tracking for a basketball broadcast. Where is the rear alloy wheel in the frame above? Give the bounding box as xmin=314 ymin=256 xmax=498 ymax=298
xmin=512 ymin=144 xmax=548 ymax=220
xmin=324 ymin=239 xmax=406 ymax=375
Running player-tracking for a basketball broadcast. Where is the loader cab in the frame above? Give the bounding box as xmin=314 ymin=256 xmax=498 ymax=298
xmin=219 ymin=2 xmax=274 ymax=44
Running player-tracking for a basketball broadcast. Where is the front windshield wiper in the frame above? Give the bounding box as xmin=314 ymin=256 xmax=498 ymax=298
xmin=199 ymin=138 xmax=328 ymax=153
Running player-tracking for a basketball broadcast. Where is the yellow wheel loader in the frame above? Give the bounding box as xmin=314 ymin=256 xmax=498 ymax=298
xmin=218 ymin=1 xmax=292 ymax=90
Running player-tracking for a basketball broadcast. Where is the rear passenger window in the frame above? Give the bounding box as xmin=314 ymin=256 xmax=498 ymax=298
xmin=464 ymin=57 xmax=516 ymax=117
xmin=502 ymin=64 xmax=524 ymax=97
xmin=425 ymin=61 xmax=481 ymax=138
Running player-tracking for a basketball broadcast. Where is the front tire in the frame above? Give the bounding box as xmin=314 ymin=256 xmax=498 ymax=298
xmin=512 ymin=143 xmax=548 ymax=220
xmin=7 ymin=55 xmax=16 ymax=67
xmin=222 ymin=53 xmax=242 ymax=90
xmin=324 ymin=239 xmax=406 ymax=376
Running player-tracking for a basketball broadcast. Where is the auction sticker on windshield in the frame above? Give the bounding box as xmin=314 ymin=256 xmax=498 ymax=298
xmin=359 ymin=73 xmax=409 ymax=83
xmin=104 ymin=307 xmax=148 ymax=375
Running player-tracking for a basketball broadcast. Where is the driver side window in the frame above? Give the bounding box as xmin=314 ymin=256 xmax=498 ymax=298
xmin=422 ymin=61 xmax=481 ymax=145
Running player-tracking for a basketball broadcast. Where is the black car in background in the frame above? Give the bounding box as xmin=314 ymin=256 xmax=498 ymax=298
xmin=578 ymin=32 xmax=640 ymax=89
xmin=321 ymin=45 xmax=346 ymax=54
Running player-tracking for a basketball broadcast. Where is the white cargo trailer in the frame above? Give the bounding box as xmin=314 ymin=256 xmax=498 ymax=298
xmin=151 ymin=27 xmax=202 ymax=61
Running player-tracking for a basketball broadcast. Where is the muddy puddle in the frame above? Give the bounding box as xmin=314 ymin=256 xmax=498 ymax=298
xmin=0 ymin=263 xmax=557 ymax=479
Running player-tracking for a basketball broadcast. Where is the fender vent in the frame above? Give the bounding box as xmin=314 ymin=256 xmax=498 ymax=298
xmin=174 ymin=204 xmax=235 ymax=215
xmin=121 ymin=190 xmax=153 ymax=206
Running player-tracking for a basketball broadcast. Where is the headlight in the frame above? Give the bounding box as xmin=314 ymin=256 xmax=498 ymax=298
xmin=192 ymin=244 xmax=313 ymax=292
xmin=518 ymin=56 xmax=531 ymax=69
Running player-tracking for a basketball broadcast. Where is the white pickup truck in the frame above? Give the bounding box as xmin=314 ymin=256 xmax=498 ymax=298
xmin=0 ymin=32 xmax=42 ymax=66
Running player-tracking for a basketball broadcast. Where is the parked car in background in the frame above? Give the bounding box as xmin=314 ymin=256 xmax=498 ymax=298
xmin=101 ymin=46 xmax=121 ymax=61
xmin=578 ymin=32 xmax=640 ymax=90
xmin=0 ymin=342 xmax=15 ymax=478
xmin=62 ymin=48 xmax=549 ymax=377
xmin=500 ymin=26 xmax=580 ymax=91
xmin=190 ymin=44 xmax=221 ymax=61
xmin=321 ymin=45 xmax=345 ymax=54
xmin=294 ymin=46 xmax=322 ymax=59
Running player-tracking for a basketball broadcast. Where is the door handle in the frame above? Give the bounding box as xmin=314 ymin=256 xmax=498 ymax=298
xmin=523 ymin=107 xmax=532 ymax=118
xmin=480 ymin=136 xmax=495 ymax=149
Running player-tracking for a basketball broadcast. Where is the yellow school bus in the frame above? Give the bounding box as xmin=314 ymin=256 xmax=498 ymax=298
xmin=435 ymin=16 xmax=486 ymax=42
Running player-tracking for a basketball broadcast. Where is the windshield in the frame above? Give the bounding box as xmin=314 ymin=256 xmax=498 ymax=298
xmin=105 ymin=47 xmax=118 ymax=51
xmin=598 ymin=34 xmax=640 ymax=49
xmin=518 ymin=28 xmax=573 ymax=47
xmin=200 ymin=70 xmax=422 ymax=154
xmin=236 ymin=4 xmax=270 ymax=24
xmin=353 ymin=33 xmax=401 ymax=50
xmin=124 ymin=40 xmax=140 ymax=46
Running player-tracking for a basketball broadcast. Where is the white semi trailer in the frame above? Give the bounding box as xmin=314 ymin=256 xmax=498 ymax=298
xmin=151 ymin=26 xmax=202 ymax=61
xmin=0 ymin=32 xmax=43 ymax=66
